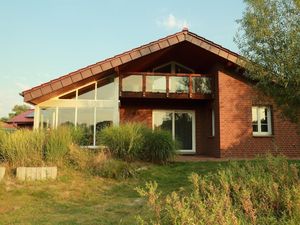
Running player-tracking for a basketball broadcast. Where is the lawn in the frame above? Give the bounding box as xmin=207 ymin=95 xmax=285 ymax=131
xmin=0 ymin=161 xmax=227 ymax=225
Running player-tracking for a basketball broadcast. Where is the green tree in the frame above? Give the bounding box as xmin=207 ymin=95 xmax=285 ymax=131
xmin=0 ymin=104 xmax=31 ymax=122
xmin=235 ymin=0 xmax=300 ymax=123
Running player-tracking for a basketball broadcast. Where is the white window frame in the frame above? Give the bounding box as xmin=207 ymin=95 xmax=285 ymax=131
xmin=153 ymin=61 xmax=194 ymax=74
xmin=252 ymin=106 xmax=272 ymax=136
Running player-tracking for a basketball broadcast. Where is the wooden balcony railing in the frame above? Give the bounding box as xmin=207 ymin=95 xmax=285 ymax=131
xmin=119 ymin=72 xmax=213 ymax=99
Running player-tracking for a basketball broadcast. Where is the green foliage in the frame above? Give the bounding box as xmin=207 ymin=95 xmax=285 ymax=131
xmin=142 ymin=129 xmax=177 ymax=164
xmin=8 ymin=104 xmax=31 ymax=119
xmin=69 ymin=125 xmax=92 ymax=146
xmin=99 ymin=123 xmax=147 ymax=161
xmin=44 ymin=126 xmax=73 ymax=165
xmin=90 ymin=157 xmax=137 ymax=180
xmin=236 ymin=0 xmax=300 ymax=123
xmin=66 ymin=144 xmax=91 ymax=171
xmin=0 ymin=129 xmax=45 ymax=167
xmin=137 ymin=155 xmax=300 ymax=225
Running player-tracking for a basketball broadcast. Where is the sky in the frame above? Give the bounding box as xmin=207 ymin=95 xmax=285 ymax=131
xmin=0 ymin=0 xmax=246 ymax=118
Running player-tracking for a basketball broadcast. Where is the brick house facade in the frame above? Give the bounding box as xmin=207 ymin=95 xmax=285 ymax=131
xmin=22 ymin=29 xmax=300 ymax=158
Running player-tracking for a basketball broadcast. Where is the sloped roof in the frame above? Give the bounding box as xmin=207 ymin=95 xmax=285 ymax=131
xmin=7 ymin=109 xmax=34 ymax=124
xmin=22 ymin=29 xmax=244 ymax=104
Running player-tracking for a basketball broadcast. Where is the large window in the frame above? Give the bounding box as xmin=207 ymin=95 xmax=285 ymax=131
xmin=153 ymin=61 xmax=194 ymax=74
xmin=252 ymin=106 xmax=272 ymax=136
xmin=38 ymin=76 xmax=117 ymax=147
xmin=153 ymin=110 xmax=195 ymax=153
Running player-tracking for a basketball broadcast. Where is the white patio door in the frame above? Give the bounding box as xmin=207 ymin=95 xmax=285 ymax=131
xmin=153 ymin=110 xmax=196 ymax=153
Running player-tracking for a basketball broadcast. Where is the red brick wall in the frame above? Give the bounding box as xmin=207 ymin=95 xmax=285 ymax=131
xmin=119 ymin=99 xmax=215 ymax=155
xmin=217 ymin=69 xmax=300 ymax=158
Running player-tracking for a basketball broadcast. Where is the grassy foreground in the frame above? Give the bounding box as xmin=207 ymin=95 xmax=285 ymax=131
xmin=0 ymin=161 xmax=224 ymax=225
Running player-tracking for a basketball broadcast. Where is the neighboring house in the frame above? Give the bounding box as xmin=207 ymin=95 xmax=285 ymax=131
xmin=0 ymin=121 xmax=16 ymax=131
xmin=7 ymin=109 xmax=34 ymax=129
xmin=21 ymin=29 xmax=299 ymax=158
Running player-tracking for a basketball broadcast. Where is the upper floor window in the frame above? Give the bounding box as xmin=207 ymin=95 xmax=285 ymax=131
xmin=153 ymin=61 xmax=194 ymax=74
xmin=252 ymin=106 xmax=272 ymax=136
xmin=58 ymin=76 xmax=115 ymax=100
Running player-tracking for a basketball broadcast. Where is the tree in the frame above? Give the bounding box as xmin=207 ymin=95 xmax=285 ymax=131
xmin=235 ymin=0 xmax=300 ymax=123
xmin=0 ymin=104 xmax=31 ymax=122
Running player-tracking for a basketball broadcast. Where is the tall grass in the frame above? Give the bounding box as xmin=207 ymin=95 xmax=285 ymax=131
xmin=142 ymin=129 xmax=177 ymax=164
xmin=0 ymin=129 xmax=45 ymax=167
xmin=99 ymin=123 xmax=147 ymax=161
xmin=44 ymin=126 xmax=73 ymax=165
xmin=136 ymin=155 xmax=300 ymax=225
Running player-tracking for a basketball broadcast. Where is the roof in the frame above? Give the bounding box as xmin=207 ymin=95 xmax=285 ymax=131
xmin=7 ymin=109 xmax=34 ymax=124
xmin=22 ymin=29 xmax=244 ymax=105
xmin=0 ymin=121 xmax=16 ymax=129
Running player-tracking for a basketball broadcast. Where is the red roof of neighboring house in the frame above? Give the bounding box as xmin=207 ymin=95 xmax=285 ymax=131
xmin=22 ymin=29 xmax=245 ymax=105
xmin=0 ymin=121 xmax=16 ymax=129
xmin=7 ymin=109 xmax=34 ymax=124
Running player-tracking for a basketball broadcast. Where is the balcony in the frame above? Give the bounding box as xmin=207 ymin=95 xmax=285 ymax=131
xmin=119 ymin=72 xmax=213 ymax=99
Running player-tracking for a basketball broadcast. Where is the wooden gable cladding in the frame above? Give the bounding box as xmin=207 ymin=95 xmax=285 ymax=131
xmin=22 ymin=29 xmax=243 ymax=105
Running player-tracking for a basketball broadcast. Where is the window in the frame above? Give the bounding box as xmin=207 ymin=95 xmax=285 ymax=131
xmin=252 ymin=106 xmax=272 ymax=136
xmin=211 ymin=109 xmax=215 ymax=137
xmin=78 ymin=84 xmax=96 ymax=100
xmin=97 ymin=78 xmax=114 ymax=100
xmin=153 ymin=61 xmax=194 ymax=74
xmin=153 ymin=110 xmax=195 ymax=153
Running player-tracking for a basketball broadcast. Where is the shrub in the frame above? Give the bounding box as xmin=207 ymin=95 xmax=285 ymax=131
xmin=0 ymin=129 xmax=45 ymax=166
xmin=44 ymin=126 xmax=73 ymax=165
xmin=90 ymin=157 xmax=136 ymax=179
xmin=142 ymin=129 xmax=177 ymax=164
xmin=66 ymin=144 xmax=91 ymax=170
xmin=136 ymin=155 xmax=300 ymax=225
xmin=99 ymin=123 xmax=148 ymax=161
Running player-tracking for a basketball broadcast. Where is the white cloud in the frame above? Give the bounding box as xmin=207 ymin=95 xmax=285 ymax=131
xmin=157 ymin=14 xmax=190 ymax=30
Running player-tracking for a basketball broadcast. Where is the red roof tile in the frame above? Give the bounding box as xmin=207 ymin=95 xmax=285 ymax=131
xmin=7 ymin=109 xmax=34 ymax=124
xmin=22 ymin=29 xmax=244 ymax=104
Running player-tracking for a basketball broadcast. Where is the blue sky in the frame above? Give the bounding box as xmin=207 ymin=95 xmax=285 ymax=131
xmin=0 ymin=0 xmax=245 ymax=117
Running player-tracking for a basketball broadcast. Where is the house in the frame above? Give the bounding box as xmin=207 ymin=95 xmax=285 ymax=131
xmin=7 ymin=109 xmax=34 ymax=129
xmin=21 ymin=29 xmax=300 ymax=158
xmin=0 ymin=121 xmax=17 ymax=131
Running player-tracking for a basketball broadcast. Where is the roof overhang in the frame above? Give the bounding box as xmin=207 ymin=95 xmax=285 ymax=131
xmin=22 ymin=29 xmax=245 ymax=105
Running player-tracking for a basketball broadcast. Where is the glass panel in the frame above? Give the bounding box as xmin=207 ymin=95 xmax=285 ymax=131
xmin=259 ymin=107 xmax=268 ymax=124
xmin=57 ymin=108 xmax=75 ymax=127
xmin=192 ymin=77 xmax=211 ymax=94
xmin=252 ymin=107 xmax=258 ymax=123
xmin=261 ymin=124 xmax=268 ymax=132
xmin=146 ymin=76 xmax=166 ymax=93
xmin=252 ymin=124 xmax=258 ymax=132
xmin=97 ymin=78 xmax=114 ymax=100
xmin=153 ymin=111 xmax=172 ymax=133
xmin=122 ymin=75 xmax=142 ymax=92
xmin=153 ymin=64 xmax=172 ymax=73
xmin=95 ymin=109 xmax=114 ymax=145
xmin=175 ymin=64 xmax=193 ymax=73
xmin=78 ymin=84 xmax=95 ymax=100
xmin=169 ymin=76 xmax=189 ymax=93
xmin=40 ymin=108 xmax=56 ymax=129
xmin=175 ymin=112 xmax=192 ymax=150
xmin=59 ymin=91 xmax=76 ymax=99
xmin=77 ymin=108 xmax=94 ymax=146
